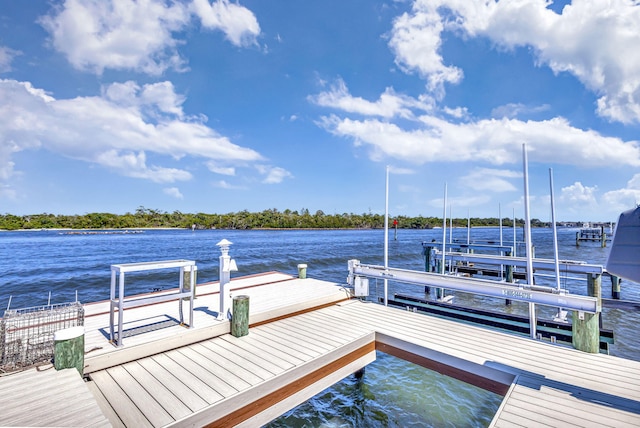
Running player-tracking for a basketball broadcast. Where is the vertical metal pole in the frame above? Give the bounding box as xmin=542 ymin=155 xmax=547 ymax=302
xmin=448 ymin=205 xmax=453 ymax=274
xmin=499 ymin=203 xmax=503 ymax=280
xmin=109 ymin=268 xmax=115 ymax=343
xmin=118 ymin=271 xmax=125 ymax=346
xmin=441 ymin=182 xmax=447 ymax=274
xmin=522 ymin=144 xmax=537 ymax=339
xmin=513 ymin=208 xmax=517 ymax=258
xmin=384 ymin=166 xmax=389 ymax=306
xmin=467 ymin=209 xmax=470 ymax=247
xmin=549 ymin=168 xmax=561 ymax=292
xmin=449 ymin=206 xmax=453 ymax=244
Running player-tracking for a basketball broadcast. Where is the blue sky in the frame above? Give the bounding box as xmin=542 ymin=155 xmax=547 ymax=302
xmin=1 ymin=0 xmax=640 ymax=222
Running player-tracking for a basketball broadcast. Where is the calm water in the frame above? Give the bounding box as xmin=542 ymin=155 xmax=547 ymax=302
xmin=1 ymin=227 xmax=638 ymax=426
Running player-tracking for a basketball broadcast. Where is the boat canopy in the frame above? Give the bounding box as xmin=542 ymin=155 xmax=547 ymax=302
xmin=606 ymin=206 xmax=640 ymax=282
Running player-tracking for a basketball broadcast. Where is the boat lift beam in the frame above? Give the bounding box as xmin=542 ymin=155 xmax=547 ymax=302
xmin=347 ymin=260 xmax=600 ymax=314
xmin=432 ymin=251 xmax=604 ymax=275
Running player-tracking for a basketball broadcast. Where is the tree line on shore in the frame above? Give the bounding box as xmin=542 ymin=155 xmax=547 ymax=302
xmin=0 ymin=206 xmax=545 ymax=231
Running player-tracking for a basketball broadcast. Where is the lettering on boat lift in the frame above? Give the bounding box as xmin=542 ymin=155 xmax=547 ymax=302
xmin=501 ymin=289 xmax=533 ymax=300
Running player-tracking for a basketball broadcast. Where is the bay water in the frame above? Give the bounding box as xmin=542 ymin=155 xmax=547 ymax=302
xmin=1 ymin=227 xmax=638 ymax=427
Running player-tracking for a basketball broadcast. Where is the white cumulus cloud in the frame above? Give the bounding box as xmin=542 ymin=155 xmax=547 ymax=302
xmin=191 ymin=0 xmax=261 ymax=47
xmin=0 ymin=78 xmax=270 ymax=189
xmin=391 ymin=0 xmax=640 ymax=124
xmin=39 ymin=0 xmax=261 ymax=75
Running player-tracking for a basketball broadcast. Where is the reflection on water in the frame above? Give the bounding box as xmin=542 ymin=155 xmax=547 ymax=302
xmin=264 ymin=351 xmax=503 ymax=428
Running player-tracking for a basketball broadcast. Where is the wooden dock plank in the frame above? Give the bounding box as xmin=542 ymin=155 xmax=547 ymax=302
xmin=122 ymin=362 xmax=192 ymax=421
xmin=105 ymin=365 xmax=174 ymax=427
xmin=188 ymin=342 xmax=264 ymax=386
xmin=162 ymin=348 xmax=239 ymax=398
xmin=149 ymin=353 xmax=224 ymax=405
xmin=135 ymin=357 xmax=209 ymax=412
xmin=258 ymin=322 xmax=337 ymax=353
xmin=198 ymin=339 xmax=274 ymax=381
xmin=88 ymin=370 xmax=152 ymax=428
xmin=213 ymin=335 xmax=291 ymax=374
xmin=247 ymin=327 xmax=321 ymax=361
xmin=0 ymin=368 xmax=111 ymax=427
xmin=226 ymin=329 xmax=310 ymax=366
xmin=506 ymin=386 xmax=639 ymax=428
xmin=175 ymin=346 xmax=252 ymax=392
xmin=85 ymin=379 xmax=126 ymax=428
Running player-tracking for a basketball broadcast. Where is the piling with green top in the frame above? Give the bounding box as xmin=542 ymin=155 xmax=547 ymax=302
xmin=231 ymin=295 xmax=250 ymax=338
xmin=297 ymin=264 xmax=307 ymax=279
xmin=54 ymin=326 xmax=85 ymax=375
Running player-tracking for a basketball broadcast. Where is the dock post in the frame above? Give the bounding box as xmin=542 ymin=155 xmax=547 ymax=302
xmin=611 ymin=275 xmax=621 ymax=299
xmin=231 ymin=295 xmax=249 ymax=337
xmin=572 ymin=273 xmax=601 ymax=353
xmin=217 ymin=239 xmax=237 ymax=320
xmin=601 ymin=226 xmax=606 ymax=248
xmin=53 ymin=326 xmax=85 ymax=375
xmin=422 ymin=245 xmax=433 ymax=273
xmin=505 ymin=251 xmax=513 ymax=306
xmin=297 ymin=263 xmax=307 ymax=279
xmin=422 ymin=245 xmax=432 ymax=294
xmin=576 ymin=231 xmax=580 ymax=247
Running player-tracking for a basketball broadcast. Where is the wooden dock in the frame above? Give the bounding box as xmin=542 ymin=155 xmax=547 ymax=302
xmin=1 ymin=271 xmax=639 ymax=427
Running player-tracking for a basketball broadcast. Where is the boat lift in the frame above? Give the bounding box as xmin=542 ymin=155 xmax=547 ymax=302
xmin=347 ymin=260 xmax=600 ymax=314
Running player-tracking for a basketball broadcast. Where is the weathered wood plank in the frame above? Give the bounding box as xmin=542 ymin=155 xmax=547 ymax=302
xmin=248 ymin=327 xmax=320 ymax=360
xmin=163 ymin=348 xmax=239 ymax=398
xmin=175 ymin=347 xmax=252 ymax=392
xmin=85 ymin=379 xmax=125 ymax=428
xmin=214 ymin=335 xmax=291 ymax=374
xmin=136 ymin=357 xmax=209 ymax=412
xmin=149 ymin=352 xmax=225 ymax=404
xmin=122 ymin=361 xmax=192 ymax=421
xmin=188 ymin=342 xmax=264 ymax=386
xmin=90 ymin=370 xmax=153 ymax=428
xmin=105 ymin=365 xmax=174 ymax=427
xmin=198 ymin=339 xmax=274 ymax=381
xmin=505 ymin=387 xmax=639 ymax=428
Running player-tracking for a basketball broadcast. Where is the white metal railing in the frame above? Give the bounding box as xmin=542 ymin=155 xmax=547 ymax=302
xmin=347 ymin=260 xmax=600 ymax=314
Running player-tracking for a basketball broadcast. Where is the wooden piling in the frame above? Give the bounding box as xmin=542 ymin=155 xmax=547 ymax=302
xmin=231 ymin=295 xmax=250 ymax=338
xmin=505 ymin=251 xmax=513 ymax=306
xmin=611 ymin=275 xmax=621 ymax=300
xmin=572 ymin=273 xmax=601 ymax=353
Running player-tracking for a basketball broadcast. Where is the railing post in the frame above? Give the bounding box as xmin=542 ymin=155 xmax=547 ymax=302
xmin=217 ymin=239 xmax=237 ymax=320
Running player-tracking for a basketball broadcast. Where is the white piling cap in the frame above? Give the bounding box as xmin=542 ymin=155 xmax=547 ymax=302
xmin=54 ymin=326 xmax=85 ymax=341
xmin=216 ymin=239 xmax=233 ymax=247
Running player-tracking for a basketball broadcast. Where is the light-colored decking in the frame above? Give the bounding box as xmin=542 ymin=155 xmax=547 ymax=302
xmin=0 ymin=367 xmax=110 ymax=427
xmin=2 ymin=272 xmax=639 ymax=427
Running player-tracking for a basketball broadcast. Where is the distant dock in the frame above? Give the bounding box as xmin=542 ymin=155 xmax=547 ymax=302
xmin=576 ymin=226 xmax=611 ymax=247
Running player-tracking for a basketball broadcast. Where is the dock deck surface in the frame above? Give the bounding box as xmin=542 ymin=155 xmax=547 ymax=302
xmin=1 ymin=272 xmax=639 ymax=427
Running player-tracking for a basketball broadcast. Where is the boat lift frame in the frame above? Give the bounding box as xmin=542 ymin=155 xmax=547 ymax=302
xmin=347 ymin=260 xmax=600 ymax=314
xmin=432 ymin=251 xmax=604 ymax=275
